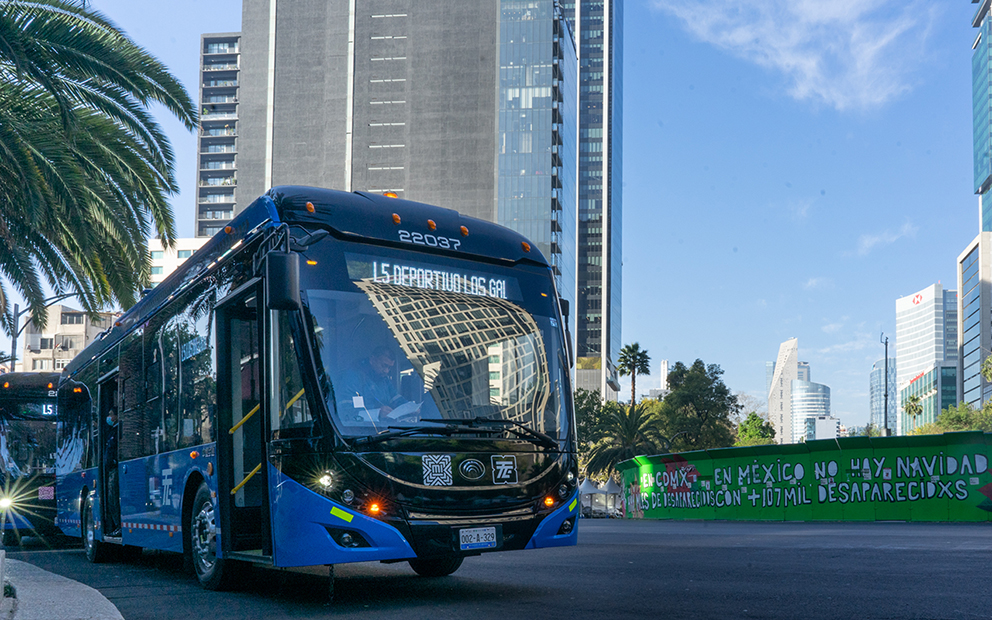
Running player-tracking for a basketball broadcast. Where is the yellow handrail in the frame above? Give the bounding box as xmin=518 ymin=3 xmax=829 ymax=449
xmin=229 ymin=403 xmax=260 ymax=435
xmin=284 ymin=388 xmax=305 ymax=412
xmin=230 ymin=463 xmax=262 ymax=495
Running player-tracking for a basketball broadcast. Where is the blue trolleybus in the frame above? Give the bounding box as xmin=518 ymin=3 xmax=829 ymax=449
xmin=55 ymin=187 xmax=578 ymax=591
xmin=0 ymin=372 xmax=60 ymax=545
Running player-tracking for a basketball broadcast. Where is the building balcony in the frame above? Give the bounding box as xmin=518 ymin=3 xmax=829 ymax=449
xmin=203 ymin=63 xmax=239 ymax=71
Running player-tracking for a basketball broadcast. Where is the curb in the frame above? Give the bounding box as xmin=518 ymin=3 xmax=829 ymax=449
xmin=5 ymin=559 xmax=122 ymax=620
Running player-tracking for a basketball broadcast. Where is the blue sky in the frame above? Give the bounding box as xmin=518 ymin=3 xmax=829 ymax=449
xmin=4 ymin=1 xmax=982 ymax=428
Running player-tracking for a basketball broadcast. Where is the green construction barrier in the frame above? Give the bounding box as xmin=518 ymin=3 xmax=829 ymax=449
xmin=614 ymin=432 xmax=992 ymax=522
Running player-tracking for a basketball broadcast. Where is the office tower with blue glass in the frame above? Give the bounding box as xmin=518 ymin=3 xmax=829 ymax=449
xmin=869 ymin=357 xmax=897 ymax=433
xmin=957 ymin=233 xmax=991 ymax=407
xmin=562 ymin=1 xmax=623 ymax=399
xmin=767 ymin=338 xmax=831 ymax=444
xmin=232 ymin=0 xmax=581 ymax=340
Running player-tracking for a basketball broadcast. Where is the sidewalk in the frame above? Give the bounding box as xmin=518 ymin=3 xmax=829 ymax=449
xmin=5 ymin=559 xmax=122 ymax=620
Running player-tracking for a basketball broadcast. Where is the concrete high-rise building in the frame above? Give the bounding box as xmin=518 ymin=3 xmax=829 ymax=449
xmin=767 ymin=338 xmax=830 ymax=443
xmin=561 ymin=1 xmax=623 ymax=400
xmin=804 ymin=415 xmax=840 ymax=442
xmin=870 ymin=357 xmax=897 ymax=433
xmin=195 ymin=33 xmax=241 ymax=238
xmin=895 ymin=283 xmax=958 ymax=434
xmin=232 ymin=0 xmax=579 ymax=342
xmin=958 ymin=232 xmax=992 ymax=407
xmin=767 ymin=338 xmax=798 ymax=444
xmin=19 ymin=305 xmax=114 ymax=373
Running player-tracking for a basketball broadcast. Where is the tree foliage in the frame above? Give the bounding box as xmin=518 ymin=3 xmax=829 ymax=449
xmin=617 ymin=342 xmax=650 ymax=405
xmin=734 ymin=412 xmax=775 ymax=447
xmin=0 ymin=0 xmax=197 ymax=328
xmin=656 ymin=359 xmax=738 ymax=452
xmin=585 ymin=404 xmax=667 ymax=477
xmin=902 ymin=394 xmax=923 ymax=429
xmin=910 ymin=402 xmax=992 ymax=435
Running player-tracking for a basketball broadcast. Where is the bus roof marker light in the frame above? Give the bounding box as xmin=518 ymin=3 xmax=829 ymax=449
xmin=384 ymin=191 xmax=398 ymax=198
xmin=427 ymin=219 xmax=436 ymax=231
xmin=392 ymin=213 xmax=401 ymax=225
xmin=224 ymin=226 xmax=233 ymax=234
xmin=522 ymin=242 xmax=531 ymax=253
xmin=1 ymin=383 xmax=7 ymax=389
xmin=460 ymin=226 xmax=469 ymax=237
xmin=306 ymin=260 xmax=318 ymax=266
xmin=306 ymin=201 xmax=315 ymax=213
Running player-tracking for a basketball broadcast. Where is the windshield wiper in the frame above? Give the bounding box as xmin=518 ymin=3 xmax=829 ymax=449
xmin=350 ymin=422 xmax=499 ymax=447
xmin=420 ymin=417 xmax=559 ymax=450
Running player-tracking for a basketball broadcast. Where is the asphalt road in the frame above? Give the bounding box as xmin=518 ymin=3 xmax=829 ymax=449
xmin=10 ymin=520 xmax=992 ymax=619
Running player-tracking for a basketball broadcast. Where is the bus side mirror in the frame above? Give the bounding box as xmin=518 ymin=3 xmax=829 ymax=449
xmin=559 ymin=299 xmax=569 ymax=321
xmin=265 ymin=252 xmax=300 ymax=310
xmin=558 ymin=298 xmax=573 ymax=367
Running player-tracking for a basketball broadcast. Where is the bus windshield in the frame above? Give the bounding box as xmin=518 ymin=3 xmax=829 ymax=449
xmin=299 ymin=237 xmax=568 ymax=443
xmin=0 ymin=398 xmax=56 ymax=477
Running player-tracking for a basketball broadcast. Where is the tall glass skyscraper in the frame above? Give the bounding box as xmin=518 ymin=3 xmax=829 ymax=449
xmin=958 ymin=233 xmax=992 ymax=407
xmin=869 ymin=358 xmax=897 ymax=433
xmin=973 ymin=2 xmax=992 ymax=230
xmin=792 ymin=380 xmax=830 ymax=443
xmin=562 ymin=0 xmax=623 ymax=399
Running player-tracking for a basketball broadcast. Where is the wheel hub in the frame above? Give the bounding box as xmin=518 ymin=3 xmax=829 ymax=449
xmin=192 ymin=501 xmax=217 ymax=573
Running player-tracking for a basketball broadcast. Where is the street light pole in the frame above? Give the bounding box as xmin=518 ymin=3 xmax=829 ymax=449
xmin=7 ymin=293 xmax=75 ymax=371
xmin=880 ymin=333 xmax=890 ymax=437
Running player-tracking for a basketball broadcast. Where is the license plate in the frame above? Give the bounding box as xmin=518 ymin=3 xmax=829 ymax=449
xmin=459 ymin=526 xmax=497 ymax=550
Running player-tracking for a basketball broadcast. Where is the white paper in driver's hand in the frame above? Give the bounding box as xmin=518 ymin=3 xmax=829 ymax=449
xmin=385 ymin=401 xmax=421 ymax=418
xmin=352 ymin=396 xmax=365 ymax=408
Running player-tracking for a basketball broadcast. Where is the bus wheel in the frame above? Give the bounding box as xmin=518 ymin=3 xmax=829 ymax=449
xmin=189 ymin=483 xmax=237 ymax=590
xmin=82 ymin=499 xmax=110 ymax=563
xmin=408 ymin=556 xmax=464 ymax=577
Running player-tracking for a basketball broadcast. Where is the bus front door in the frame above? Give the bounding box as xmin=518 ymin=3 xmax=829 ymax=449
xmin=217 ymin=285 xmax=272 ymax=559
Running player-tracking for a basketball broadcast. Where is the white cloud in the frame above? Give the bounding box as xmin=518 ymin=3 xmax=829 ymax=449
xmin=650 ymin=0 xmax=935 ymax=111
xmin=803 ymin=277 xmax=831 ymax=290
xmin=816 ymin=331 xmax=874 ymax=354
xmin=821 ymin=322 xmax=843 ymax=334
xmin=855 ymin=222 xmax=918 ymax=256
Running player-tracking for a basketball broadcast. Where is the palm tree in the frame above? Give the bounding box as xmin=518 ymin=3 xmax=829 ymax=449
xmin=585 ymin=405 xmax=666 ymax=477
xmin=903 ymin=394 xmax=923 ymax=428
xmin=618 ymin=342 xmax=651 ymax=406
xmin=0 ymin=0 xmax=196 ymax=328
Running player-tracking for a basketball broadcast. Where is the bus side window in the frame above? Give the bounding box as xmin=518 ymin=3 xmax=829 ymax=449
xmin=143 ymin=317 xmax=166 ymax=456
xmin=161 ymin=317 xmax=181 ymax=454
xmin=120 ymin=330 xmax=153 ymax=460
xmin=271 ymin=311 xmax=312 ymax=439
xmin=178 ymin=284 xmax=217 ymax=448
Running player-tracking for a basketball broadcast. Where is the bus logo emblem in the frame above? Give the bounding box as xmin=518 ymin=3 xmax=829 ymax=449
xmin=422 ymin=455 xmax=452 ymax=486
xmin=459 ymin=459 xmax=485 ymax=481
xmin=491 ymin=456 xmax=517 ymax=484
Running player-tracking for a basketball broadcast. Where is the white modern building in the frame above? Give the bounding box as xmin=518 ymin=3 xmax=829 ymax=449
xmin=804 ymin=415 xmax=840 ymax=441
xmin=149 ymin=238 xmax=209 ymax=287
xmin=768 ymin=338 xmax=831 ymax=443
xmin=895 ymin=283 xmax=958 ymax=434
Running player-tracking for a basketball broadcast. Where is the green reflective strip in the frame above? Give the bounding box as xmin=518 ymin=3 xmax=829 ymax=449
xmin=569 ymin=498 xmax=578 ymax=512
xmin=330 ymin=506 xmax=354 ymax=523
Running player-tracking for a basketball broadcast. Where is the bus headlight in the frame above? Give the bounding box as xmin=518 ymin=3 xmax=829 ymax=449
xmin=0 ymin=498 xmax=11 ymax=510
xmin=318 ymin=472 xmax=334 ymax=489
xmin=341 ymin=489 xmax=355 ymax=504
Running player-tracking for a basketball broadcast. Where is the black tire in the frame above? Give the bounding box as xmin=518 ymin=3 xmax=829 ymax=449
xmin=188 ymin=482 xmax=238 ymax=590
xmin=408 ymin=556 xmax=464 ymax=577
xmin=82 ymin=499 xmax=110 ymax=563
xmin=1 ymin=529 xmax=20 ymax=547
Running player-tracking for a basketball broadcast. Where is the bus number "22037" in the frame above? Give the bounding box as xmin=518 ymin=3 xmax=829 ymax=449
xmin=398 ymin=230 xmax=461 ymax=251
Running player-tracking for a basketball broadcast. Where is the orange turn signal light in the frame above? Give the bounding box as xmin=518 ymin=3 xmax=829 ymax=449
xmin=306 ymin=201 xmax=315 ymax=213
xmin=47 ymin=383 xmax=53 ymax=389
xmin=190 ymin=451 xmax=199 ymax=459
xmin=544 ymin=496 xmax=555 ymax=508
xmin=73 ymin=387 xmax=83 ymax=393
xmin=306 ymin=260 xmax=317 ymax=266
xmin=369 ymin=502 xmax=381 ymax=515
